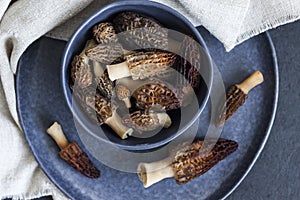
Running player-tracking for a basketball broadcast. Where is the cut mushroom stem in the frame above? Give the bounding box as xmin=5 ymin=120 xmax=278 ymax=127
xmin=107 ymin=52 xmax=177 ymax=81
xmin=236 ymin=70 xmax=264 ymax=94
xmin=116 ymin=78 xmax=149 ymax=92
xmin=105 ymin=110 xmax=133 ymax=139
xmin=137 ymin=157 xmax=174 ymax=188
xmin=46 ymin=122 xmax=69 ymax=150
xmin=93 ymin=61 xmax=104 ymax=77
xmin=107 ymin=61 xmax=131 ymax=81
xmin=154 ymin=113 xmax=172 ymax=128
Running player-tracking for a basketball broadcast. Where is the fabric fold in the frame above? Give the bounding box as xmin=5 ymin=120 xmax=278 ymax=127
xmin=0 ymin=0 xmax=94 ymax=199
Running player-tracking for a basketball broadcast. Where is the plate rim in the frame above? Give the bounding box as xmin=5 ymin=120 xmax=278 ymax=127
xmin=221 ymin=31 xmax=279 ymax=199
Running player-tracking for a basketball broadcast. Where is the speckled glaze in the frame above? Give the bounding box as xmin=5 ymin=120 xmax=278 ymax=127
xmin=16 ymin=27 xmax=278 ymax=200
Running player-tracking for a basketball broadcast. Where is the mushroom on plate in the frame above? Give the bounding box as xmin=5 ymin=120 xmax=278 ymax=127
xmin=137 ymin=138 xmax=238 ymax=188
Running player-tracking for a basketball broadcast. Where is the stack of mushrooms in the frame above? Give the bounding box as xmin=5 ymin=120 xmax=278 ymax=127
xmin=70 ymin=12 xmax=201 ymax=139
xmin=69 ymin=11 xmax=251 ymax=187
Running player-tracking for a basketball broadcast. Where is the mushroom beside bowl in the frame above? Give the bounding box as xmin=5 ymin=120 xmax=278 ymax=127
xmin=61 ymin=0 xmax=213 ymax=151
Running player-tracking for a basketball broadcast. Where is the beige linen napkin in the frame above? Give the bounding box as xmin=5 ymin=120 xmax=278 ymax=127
xmin=0 ymin=1 xmax=93 ymax=199
xmin=1 ymin=0 xmax=299 ymax=199
xmin=50 ymin=0 xmax=300 ymax=51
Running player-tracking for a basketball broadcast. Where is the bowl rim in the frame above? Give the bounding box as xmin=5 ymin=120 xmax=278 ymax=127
xmin=61 ymin=0 xmax=213 ymax=151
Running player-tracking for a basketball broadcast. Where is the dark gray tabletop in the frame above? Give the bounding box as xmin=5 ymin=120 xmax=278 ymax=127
xmin=12 ymin=20 xmax=300 ymax=200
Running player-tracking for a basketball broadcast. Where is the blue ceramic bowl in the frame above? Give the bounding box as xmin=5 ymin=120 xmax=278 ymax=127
xmin=61 ymin=0 xmax=213 ymax=151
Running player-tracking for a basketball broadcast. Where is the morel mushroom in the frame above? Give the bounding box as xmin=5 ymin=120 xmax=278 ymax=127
xmin=123 ymin=111 xmax=171 ymax=133
xmin=113 ymin=12 xmax=168 ymax=50
xmin=137 ymin=138 xmax=238 ymax=187
xmin=177 ymin=36 xmax=201 ymax=89
xmin=70 ymin=40 xmax=96 ymax=88
xmin=47 ymin=122 xmax=100 ymax=178
xmin=133 ymin=81 xmax=193 ymax=110
xmin=106 ymin=51 xmax=177 ymax=81
xmin=95 ymin=70 xmax=115 ymax=99
xmin=216 ymin=70 xmax=264 ymax=127
xmin=84 ymin=91 xmax=133 ymax=139
xmin=116 ymin=84 xmax=131 ymax=108
xmin=93 ymin=22 xmax=118 ymax=44
xmin=85 ymin=42 xmax=124 ymax=64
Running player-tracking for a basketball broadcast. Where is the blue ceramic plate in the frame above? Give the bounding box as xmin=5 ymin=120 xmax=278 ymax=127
xmin=16 ymin=29 xmax=278 ymax=199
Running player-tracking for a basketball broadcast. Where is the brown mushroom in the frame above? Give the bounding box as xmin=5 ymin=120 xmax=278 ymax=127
xmin=137 ymin=138 xmax=238 ymax=187
xmin=133 ymin=80 xmax=193 ymax=111
xmin=47 ymin=122 xmax=100 ymax=178
xmin=85 ymin=42 xmax=124 ymax=64
xmin=216 ymin=71 xmax=264 ymax=127
xmin=106 ymin=51 xmax=177 ymax=81
xmin=178 ymin=36 xmax=201 ymax=89
xmin=122 ymin=111 xmax=171 ymax=133
xmin=95 ymin=70 xmax=115 ymax=99
xmin=70 ymin=40 xmax=96 ymax=89
xmin=84 ymin=91 xmax=133 ymax=139
xmin=116 ymin=84 xmax=131 ymax=108
xmin=113 ymin=12 xmax=168 ymax=50
xmin=93 ymin=22 xmax=118 ymax=44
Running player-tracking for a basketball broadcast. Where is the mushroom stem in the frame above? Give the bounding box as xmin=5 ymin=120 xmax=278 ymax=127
xmin=137 ymin=157 xmax=174 ymax=188
xmin=93 ymin=61 xmax=104 ymax=77
xmin=236 ymin=70 xmax=264 ymax=94
xmin=123 ymin=97 xmax=132 ymax=108
xmin=107 ymin=62 xmax=131 ymax=81
xmin=116 ymin=78 xmax=148 ymax=92
xmin=155 ymin=113 xmax=172 ymax=128
xmin=181 ymin=85 xmax=195 ymax=107
xmin=46 ymin=122 xmax=69 ymax=150
xmin=105 ymin=110 xmax=133 ymax=139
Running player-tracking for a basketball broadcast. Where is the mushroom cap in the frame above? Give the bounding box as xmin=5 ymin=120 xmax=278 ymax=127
xmin=71 ymin=55 xmax=93 ymax=89
xmin=133 ymin=81 xmax=182 ymax=110
xmin=84 ymin=92 xmax=113 ymax=124
xmin=172 ymin=139 xmax=238 ymax=184
xmin=122 ymin=110 xmax=160 ymax=132
xmin=59 ymin=142 xmax=100 ymax=178
xmin=177 ymin=36 xmax=201 ymax=88
xmin=113 ymin=12 xmax=168 ymax=49
xmin=85 ymin=42 xmax=123 ymax=64
xmin=93 ymin=22 xmax=118 ymax=44
xmin=116 ymin=84 xmax=131 ymax=100
xmin=216 ymin=85 xmax=248 ymax=127
xmin=125 ymin=52 xmax=177 ymax=80
xmin=95 ymin=70 xmax=115 ymax=99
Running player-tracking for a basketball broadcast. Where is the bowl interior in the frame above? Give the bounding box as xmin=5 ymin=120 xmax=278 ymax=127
xmin=62 ymin=1 xmax=212 ymax=151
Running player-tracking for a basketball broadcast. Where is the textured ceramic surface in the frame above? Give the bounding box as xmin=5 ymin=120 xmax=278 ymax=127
xmin=16 ymin=28 xmax=278 ymax=199
xmin=61 ymin=1 xmax=213 ymax=150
